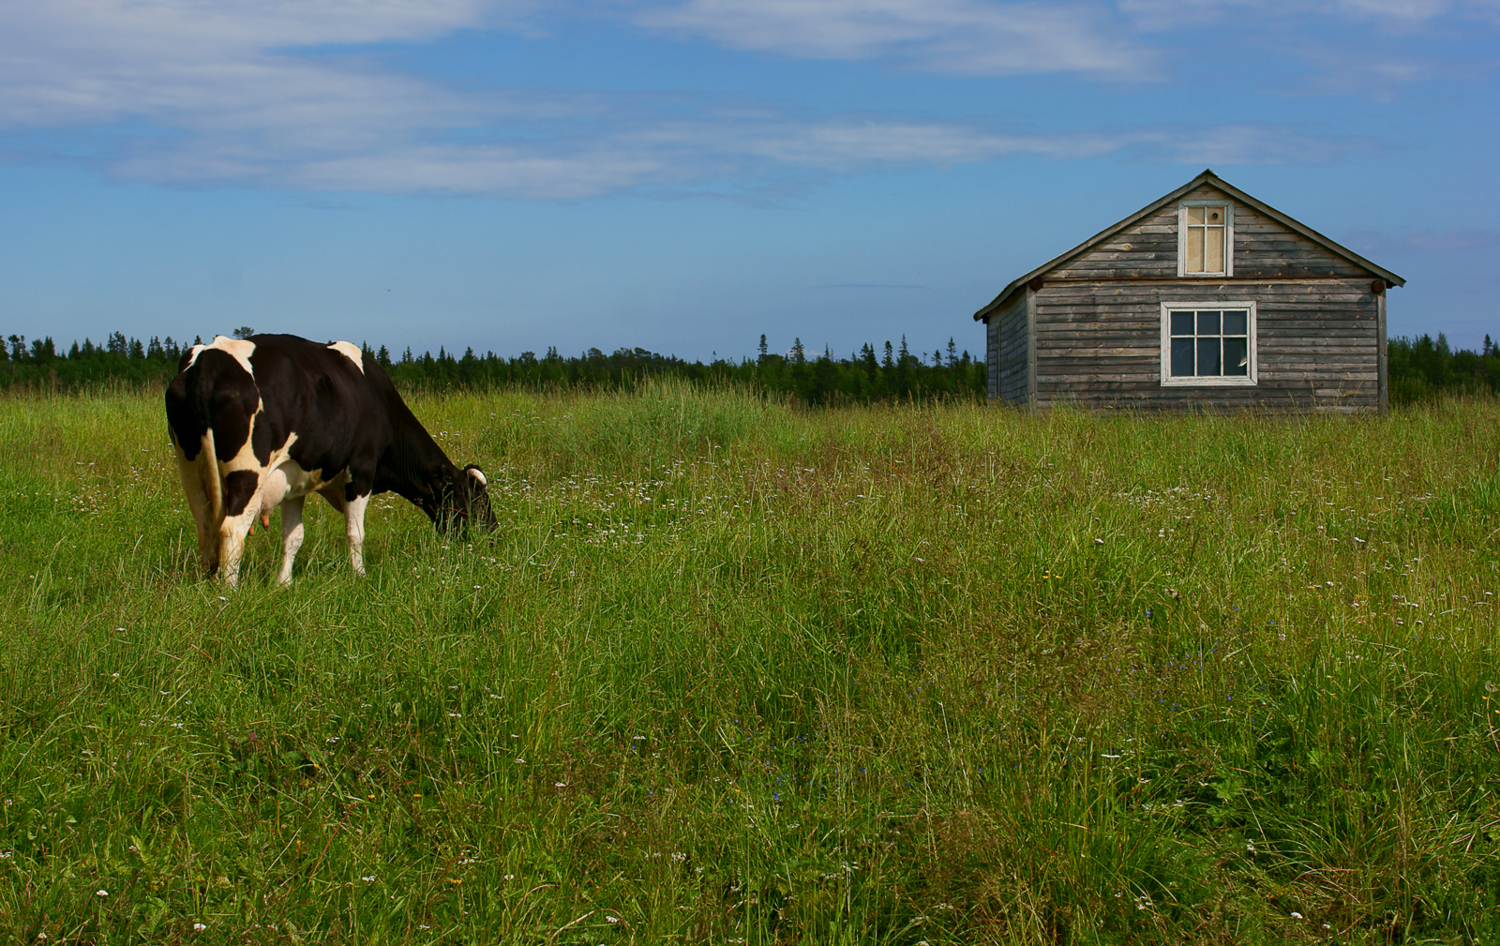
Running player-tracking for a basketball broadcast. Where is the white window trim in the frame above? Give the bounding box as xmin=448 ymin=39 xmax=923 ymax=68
xmin=1160 ymin=301 xmax=1258 ymax=387
xmin=1177 ymin=200 xmax=1234 ymax=278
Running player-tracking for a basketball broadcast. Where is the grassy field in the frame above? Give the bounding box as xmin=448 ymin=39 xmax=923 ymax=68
xmin=1 ymin=384 xmax=1498 ymax=944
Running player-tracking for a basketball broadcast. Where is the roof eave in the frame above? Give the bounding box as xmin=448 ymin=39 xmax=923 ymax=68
xmin=974 ymin=169 xmax=1226 ymax=322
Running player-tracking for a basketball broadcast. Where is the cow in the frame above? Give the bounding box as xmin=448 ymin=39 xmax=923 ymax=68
xmin=165 ymin=333 xmax=496 ymax=587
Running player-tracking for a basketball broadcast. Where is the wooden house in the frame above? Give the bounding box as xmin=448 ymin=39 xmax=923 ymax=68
xmin=974 ymin=170 xmax=1404 ymax=412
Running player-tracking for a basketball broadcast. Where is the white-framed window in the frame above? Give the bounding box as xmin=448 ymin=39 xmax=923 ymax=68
xmin=1160 ymin=302 xmax=1257 ymax=386
xmin=1178 ymin=201 xmax=1233 ymax=276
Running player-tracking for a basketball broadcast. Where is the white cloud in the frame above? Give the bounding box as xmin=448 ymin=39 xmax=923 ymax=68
xmin=1121 ymin=0 xmax=1500 ymax=27
xmin=0 ymin=1 xmax=518 ymax=129
xmin=0 ymin=0 xmax=1402 ymax=198
xmin=630 ymin=0 xmax=1153 ymax=77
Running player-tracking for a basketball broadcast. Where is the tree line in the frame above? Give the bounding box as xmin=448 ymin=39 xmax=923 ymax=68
xmin=0 ymin=330 xmax=987 ymax=405
xmin=1386 ymin=334 xmax=1500 ymax=405
xmin=3 ymin=328 xmax=1492 ymax=406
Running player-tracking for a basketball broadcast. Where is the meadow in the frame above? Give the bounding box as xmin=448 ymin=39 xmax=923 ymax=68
xmin=1 ymin=383 xmax=1498 ymax=944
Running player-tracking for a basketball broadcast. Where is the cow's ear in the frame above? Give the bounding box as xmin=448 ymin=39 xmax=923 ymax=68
xmin=465 ymin=466 xmax=487 ymax=488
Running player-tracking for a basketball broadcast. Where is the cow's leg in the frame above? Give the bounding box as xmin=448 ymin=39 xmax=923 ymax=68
xmin=277 ymin=495 xmax=306 ymax=587
xmin=344 ymin=493 xmax=371 ymax=576
xmin=218 ymin=470 xmax=262 ymax=587
xmin=317 ymin=484 xmax=355 ymax=574
xmin=318 ymin=482 xmax=369 ymax=578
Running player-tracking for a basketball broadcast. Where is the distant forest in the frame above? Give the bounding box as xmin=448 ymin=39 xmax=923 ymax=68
xmin=0 ymin=330 xmax=986 ymax=405
xmin=2 ymin=329 xmax=1495 ymax=406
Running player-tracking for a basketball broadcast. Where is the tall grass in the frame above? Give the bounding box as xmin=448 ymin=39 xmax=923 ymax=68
xmin=1 ymin=382 xmax=1497 ymax=944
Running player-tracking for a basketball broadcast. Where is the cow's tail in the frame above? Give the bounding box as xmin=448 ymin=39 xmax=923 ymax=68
xmin=198 ymin=428 xmax=224 ymax=527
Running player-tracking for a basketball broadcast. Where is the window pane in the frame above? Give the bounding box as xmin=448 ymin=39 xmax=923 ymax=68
xmin=1207 ymin=207 xmax=1223 ymax=224
xmin=1223 ymin=310 xmax=1247 ymax=335
xmin=1187 ymin=206 xmax=1205 ymax=225
xmin=1171 ymin=337 xmax=1195 ymax=377
xmin=1171 ymin=312 xmax=1195 ymax=336
xmin=1206 ymin=227 xmax=1224 ymax=272
xmin=1186 ymin=229 xmax=1204 ymax=272
xmin=1224 ymin=337 xmax=1249 ymax=376
xmin=1197 ymin=311 xmax=1220 ymax=335
xmin=1197 ymin=337 xmax=1221 ymax=376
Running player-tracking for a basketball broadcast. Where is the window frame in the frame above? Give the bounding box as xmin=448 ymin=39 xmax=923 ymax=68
xmin=1177 ymin=200 xmax=1234 ymax=277
xmin=1159 ymin=301 xmax=1258 ymax=387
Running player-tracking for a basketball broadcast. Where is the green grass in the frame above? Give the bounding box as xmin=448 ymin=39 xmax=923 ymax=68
xmin=1 ymin=383 xmax=1498 ymax=944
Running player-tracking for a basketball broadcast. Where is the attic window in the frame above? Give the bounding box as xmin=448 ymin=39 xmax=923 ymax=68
xmin=1161 ymin=302 xmax=1256 ymax=386
xmin=1179 ymin=202 xmax=1232 ymax=276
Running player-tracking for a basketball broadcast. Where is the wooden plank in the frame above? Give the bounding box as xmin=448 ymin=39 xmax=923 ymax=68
xmin=1378 ymin=288 xmax=1388 ymax=412
xmin=1026 ymin=286 xmax=1037 ymax=408
xmin=1260 ymin=341 xmax=1378 ymax=351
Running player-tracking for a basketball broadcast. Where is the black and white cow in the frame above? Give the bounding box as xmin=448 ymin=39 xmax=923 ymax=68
xmin=165 ymin=334 xmax=496 ymax=586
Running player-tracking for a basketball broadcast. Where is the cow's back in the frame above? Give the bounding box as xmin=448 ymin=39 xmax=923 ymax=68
xmin=237 ymin=335 xmax=387 ymax=478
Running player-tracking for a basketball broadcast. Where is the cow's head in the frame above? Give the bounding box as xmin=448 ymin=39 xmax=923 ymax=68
xmin=433 ymin=464 xmax=498 ymax=535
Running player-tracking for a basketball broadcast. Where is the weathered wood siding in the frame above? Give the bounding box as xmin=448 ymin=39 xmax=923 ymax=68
xmin=1032 ymin=279 xmax=1380 ymax=411
xmin=1051 ymin=184 xmax=1369 ymax=281
xmin=987 ymin=293 xmax=1029 ymax=405
xmin=1028 ymin=183 xmax=1383 ymax=412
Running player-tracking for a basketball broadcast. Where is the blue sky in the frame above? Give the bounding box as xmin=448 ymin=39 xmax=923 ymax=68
xmin=1 ymin=0 xmax=1496 ymax=361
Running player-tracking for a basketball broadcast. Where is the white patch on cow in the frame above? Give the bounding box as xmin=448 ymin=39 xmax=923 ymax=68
xmin=183 ymin=344 xmax=206 ymax=370
xmin=207 ymin=336 xmax=257 ymax=377
xmin=243 ymin=446 xmax=373 ymax=586
xmin=328 ymin=341 xmax=365 ymax=373
xmin=467 ymin=467 xmax=486 ymax=487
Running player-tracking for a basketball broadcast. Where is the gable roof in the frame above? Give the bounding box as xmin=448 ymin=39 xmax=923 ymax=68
xmin=973 ymin=169 xmax=1405 ymax=322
